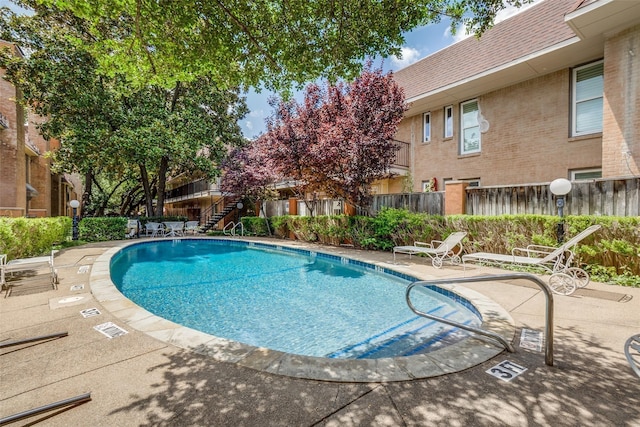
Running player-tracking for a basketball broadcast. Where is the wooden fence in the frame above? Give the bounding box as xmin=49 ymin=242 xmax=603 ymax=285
xmin=262 ymin=177 xmax=638 ymax=218
xmin=466 ymin=178 xmax=639 ymax=216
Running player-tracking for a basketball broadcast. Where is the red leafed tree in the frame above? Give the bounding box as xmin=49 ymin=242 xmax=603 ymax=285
xmin=223 ymin=65 xmax=406 ymax=212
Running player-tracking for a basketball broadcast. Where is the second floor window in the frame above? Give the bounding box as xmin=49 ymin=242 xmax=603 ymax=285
xmin=572 ymin=60 xmax=604 ymax=136
xmin=461 ymin=100 xmax=480 ymax=154
xmin=444 ymin=105 xmax=453 ymax=138
xmin=423 ymin=112 xmax=431 ymax=142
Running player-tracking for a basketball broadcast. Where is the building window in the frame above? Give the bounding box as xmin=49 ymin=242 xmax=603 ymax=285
xmin=570 ymin=168 xmax=602 ymax=180
xmin=423 ymin=112 xmax=431 ymax=142
xmin=444 ymin=106 xmax=453 ymax=138
xmin=572 ymin=61 xmax=604 ymax=136
xmin=460 ymin=100 xmax=480 ymax=154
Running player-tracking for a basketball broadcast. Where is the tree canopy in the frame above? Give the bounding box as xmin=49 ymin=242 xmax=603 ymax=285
xmin=0 ymin=3 xmax=248 ymax=216
xmin=35 ymin=0 xmax=533 ymax=91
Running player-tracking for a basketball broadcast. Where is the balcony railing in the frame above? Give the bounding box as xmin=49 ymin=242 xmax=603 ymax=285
xmin=392 ymin=139 xmax=410 ymax=168
xmin=164 ymin=178 xmax=221 ymax=203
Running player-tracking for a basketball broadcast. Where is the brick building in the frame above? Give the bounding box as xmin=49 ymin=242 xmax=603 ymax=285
xmin=392 ymin=0 xmax=639 ymax=192
xmin=0 ymin=41 xmax=74 ymax=218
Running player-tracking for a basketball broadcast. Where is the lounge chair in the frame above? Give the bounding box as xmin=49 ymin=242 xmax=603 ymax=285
xmin=144 ymin=222 xmax=164 ymax=238
xmin=1 ymin=250 xmax=59 ymax=297
xmin=184 ymin=221 xmax=200 ymax=235
xmin=393 ymin=231 xmax=467 ymax=268
xmin=462 ymin=224 xmax=601 ymax=295
xmin=163 ymin=221 xmax=185 ymax=237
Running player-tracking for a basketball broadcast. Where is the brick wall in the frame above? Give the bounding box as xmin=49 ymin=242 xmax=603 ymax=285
xmin=402 ymin=69 xmax=603 ymax=191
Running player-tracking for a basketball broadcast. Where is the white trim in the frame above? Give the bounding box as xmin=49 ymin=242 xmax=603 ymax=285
xmin=570 ymin=168 xmax=602 ymax=180
xmin=444 ymin=105 xmax=453 ymax=138
xmin=423 ymin=112 xmax=431 ymax=143
xmin=571 ymin=60 xmax=604 ymax=137
xmin=460 ymin=100 xmax=481 ymax=155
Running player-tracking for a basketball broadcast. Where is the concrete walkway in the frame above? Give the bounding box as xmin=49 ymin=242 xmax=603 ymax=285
xmin=1 ymin=239 xmax=639 ymax=426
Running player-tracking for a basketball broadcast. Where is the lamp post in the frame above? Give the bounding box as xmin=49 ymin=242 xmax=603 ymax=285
xmin=549 ymin=178 xmax=572 ymax=244
xmin=70 ymin=199 xmax=80 ymax=241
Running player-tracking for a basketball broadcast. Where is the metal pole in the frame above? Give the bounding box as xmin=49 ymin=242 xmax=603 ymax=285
xmin=0 ymin=332 xmax=68 ymax=349
xmin=0 ymin=393 xmax=91 ymax=425
xmin=72 ymin=207 xmax=78 ymax=240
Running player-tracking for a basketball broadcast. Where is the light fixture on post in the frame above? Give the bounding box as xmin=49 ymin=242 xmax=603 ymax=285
xmin=549 ymin=178 xmax=572 ymax=244
xmin=70 ymin=199 xmax=80 ymax=241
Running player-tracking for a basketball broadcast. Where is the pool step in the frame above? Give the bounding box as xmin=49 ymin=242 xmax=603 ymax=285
xmin=326 ymin=306 xmax=474 ymax=359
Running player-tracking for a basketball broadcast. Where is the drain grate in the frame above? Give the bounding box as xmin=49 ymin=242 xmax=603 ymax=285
xmin=94 ymin=322 xmax=128 ymax=338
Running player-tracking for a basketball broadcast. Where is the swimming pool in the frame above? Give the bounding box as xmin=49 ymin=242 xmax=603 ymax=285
xmin=91 ymin=238 xmax=514 ymax=382
xmin=109 ymin=239 xmax=481 ymax=359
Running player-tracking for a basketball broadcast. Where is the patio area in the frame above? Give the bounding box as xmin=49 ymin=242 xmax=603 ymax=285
xmin=1 ymin=238 xmax=638 ymax=426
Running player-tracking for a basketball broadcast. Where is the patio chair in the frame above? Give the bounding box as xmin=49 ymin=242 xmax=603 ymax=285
xmin=462 ymin=224 xmax=601 ymax=296
xmin=144 ymin=222 xmax=164 ymax=238
xmin=184 ymin=221 xmax=200 ymax=235
xmin=126 ymin=219 xmax=140 ymax=238
xmin=393 ymin=231 xmax=467 ymax=268
xmin=163 ymin=221 xmax=185 ymax=237
xmin=1 ymin=250 xmax=59 ymax=297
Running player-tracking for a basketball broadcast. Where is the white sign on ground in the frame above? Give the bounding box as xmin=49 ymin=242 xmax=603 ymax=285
xmin=94 ymin=322 xmax=128 ymax=339
xmin=80 ymin=307 xmax=101 ymax=318
xmin=520 ymin=328 xmax=543 ymax=352
xmin=486 ymin=360 xmax=527 ymax=382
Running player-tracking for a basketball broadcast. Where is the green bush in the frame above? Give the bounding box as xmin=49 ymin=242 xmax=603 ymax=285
xmin=241 ymin=216 xmax=270 ymax=236
xmin=0 ymin=216 xmax=71 ymax=260
xmin=78 ymin=217 xmax=128 ymax=242
xmin=268 ymin=209 xmax=639 ymax=286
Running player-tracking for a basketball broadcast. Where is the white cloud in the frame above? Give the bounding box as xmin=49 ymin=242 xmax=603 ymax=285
xmin=390 ymin=46 xmax=421 ymax=68
xmin=245 ymin=121 xmax=254 ymax=130
xmin=249 ymin=109 xmax=264 ymax=118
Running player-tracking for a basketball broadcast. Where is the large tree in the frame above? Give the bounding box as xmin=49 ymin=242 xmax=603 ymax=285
xmin=35 ymin=0 xmax=532 ymax=91
xmin=222 ymin=66 xmax=407 ymax=211
xmin=0 ymin=3 xmax=248 ymax=216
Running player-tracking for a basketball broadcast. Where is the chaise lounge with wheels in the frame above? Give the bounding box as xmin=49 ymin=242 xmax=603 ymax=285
xmin=462 ymin=224 xmax=601 ymax=296
xmin=393 ymin=231 xmax=467 ymax=268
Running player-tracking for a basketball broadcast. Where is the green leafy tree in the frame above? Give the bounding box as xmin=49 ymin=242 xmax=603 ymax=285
xmin=0 ymin=3 xmax=248 ymax=216
xmin=35 ymin=0 xmax=533 ymax=90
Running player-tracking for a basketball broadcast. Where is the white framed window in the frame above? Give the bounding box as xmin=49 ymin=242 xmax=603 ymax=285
xmin=460 ymin=100 xmax=480 ymax=154
xmin=444 ymin=105 xmax=453 ymax=138
xmin=570 ymin=168 xmax=602 ymax=180
xmin=572 ymin=60 xmax=604 ymax=136
xmin=423 ymin=112 xmax=431 ymax=142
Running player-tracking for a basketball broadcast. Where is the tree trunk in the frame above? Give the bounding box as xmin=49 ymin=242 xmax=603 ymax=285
xmin=139 ymin=164 xmax=154 ymax=216
xmin=82 ymin=168 xmax=93 ymax=216
xmin=156 ymin=155 xmax=169 ymax=217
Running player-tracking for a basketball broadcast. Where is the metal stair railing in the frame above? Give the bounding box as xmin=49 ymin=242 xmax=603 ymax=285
xmin=406 ymin=273 xmax=554 ymax=366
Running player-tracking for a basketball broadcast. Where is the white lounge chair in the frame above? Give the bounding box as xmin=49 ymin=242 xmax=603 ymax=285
xmin=393 ymin=231 xmax=467 ymax=268
xmin=184 ymin=221 xmax=200 ymax=235
xmin=462 ymin=224 xmax=601 ymax=295
xmin=163 ymin=221 xmax=185 ymax=237
xmin=144 ymin=222 xmax=164 ymax=238
xmin=1 ymin=250 xmax=58 ymax=297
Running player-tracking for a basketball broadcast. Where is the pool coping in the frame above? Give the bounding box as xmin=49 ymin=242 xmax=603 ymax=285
xmin=90 ymin=237 xmax=515 ymax=382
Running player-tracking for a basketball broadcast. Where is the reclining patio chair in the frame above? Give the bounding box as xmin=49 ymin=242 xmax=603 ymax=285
xmin=1 ymin=250 xmax=59 ymax=297
xmin=462 ymin=224 xmax=601 ymax=296
xmin=144 ymin=222 xmax=164 ymax=238
xmin=184 ymin=221 xmax=200 ymax=235
xmin=393 ymin=231 xmax=467 ymax=268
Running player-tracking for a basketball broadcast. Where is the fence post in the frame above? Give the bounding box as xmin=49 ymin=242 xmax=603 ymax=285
xmin=445 ymin=181 xmax=469 ymax=215
xmin=288 ymin=198 xmax=298 ymax=239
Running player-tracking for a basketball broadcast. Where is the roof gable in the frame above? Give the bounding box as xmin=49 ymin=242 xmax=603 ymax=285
xmin=395 ymin=0 xmax=577 ymax=101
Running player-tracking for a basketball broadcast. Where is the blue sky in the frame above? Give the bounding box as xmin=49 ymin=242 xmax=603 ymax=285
xmin=1 ymin=0 xmax=540 ymax=139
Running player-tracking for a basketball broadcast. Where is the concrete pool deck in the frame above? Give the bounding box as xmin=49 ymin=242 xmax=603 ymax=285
xmin=1 ymin=238 xmax=639 ymax=426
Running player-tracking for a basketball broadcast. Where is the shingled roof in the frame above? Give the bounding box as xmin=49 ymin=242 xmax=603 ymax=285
xmin=394 ymin=0 xmax=578 ymax=101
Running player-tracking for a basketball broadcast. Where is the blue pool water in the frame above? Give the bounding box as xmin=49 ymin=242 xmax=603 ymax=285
xmin=110 ymin=239 xmax=482 ymax=359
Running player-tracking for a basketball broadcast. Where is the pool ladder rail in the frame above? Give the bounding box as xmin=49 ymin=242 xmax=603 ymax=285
xmin=223 ymin=221 xmax=244 ymax=237
xmin=405 ymin=273 xmax=554 ymax=366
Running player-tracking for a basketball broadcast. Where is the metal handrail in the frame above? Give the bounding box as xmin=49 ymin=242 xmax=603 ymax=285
xmin=223 ymin=221 xmax=244 ymax=237
xmin=405 ymin=273 xmax=554 ymax=366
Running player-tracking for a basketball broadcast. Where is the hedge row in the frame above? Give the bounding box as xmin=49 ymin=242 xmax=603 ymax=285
xmin=0 ymin=217 xmax=71 ymax=260
xmin=242 ymin=209 xmax=639 ymax=285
